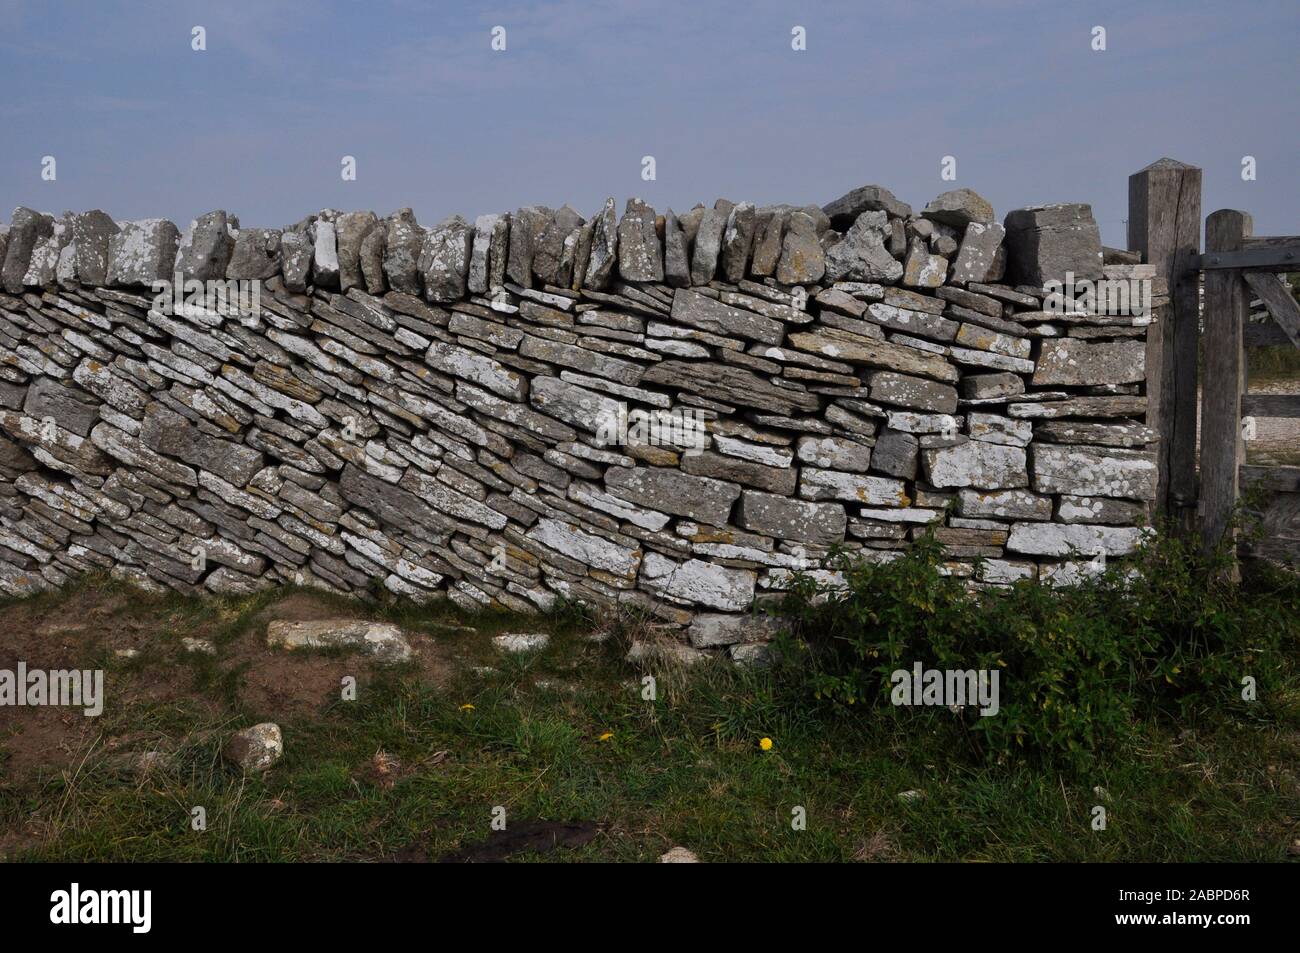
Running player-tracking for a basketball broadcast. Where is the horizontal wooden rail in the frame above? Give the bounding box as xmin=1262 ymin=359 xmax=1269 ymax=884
xmin=1242 ymin=394 xmax=1300 ymax=418
xmin=1241 ymin=464 xmax=1300 ymax=493
xmin=1245 ymin=320 xmax=1294 ymax=347
xmin=1196 ymin=241 xmax=1300 ymax=271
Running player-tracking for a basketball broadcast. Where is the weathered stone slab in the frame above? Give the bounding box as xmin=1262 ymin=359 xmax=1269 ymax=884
xmin=527 ymin=516 xmax=640 ymax=579
xmin=922 ymin=439 xmax=1028 ymax=489
xmin=922 ymin=189 xmax=994 ymax=228
xmin=690 ymin=200 xmax=733 ymax=285
xmin=71 ymin=210 xmax=120 ymax=285
xmin=687 ymin=611 xmax=782 ymax=648
xmin=1031 ymin=444 xmax=1157 ymax=500
xmin=1056 ymin=495 xmax=1147 ymax=525
xmin=1032 ymin=339 xmax=1144 ymax=386
xmin=418 ymin=214 xmax=473 ymax=302
xmin=339 ymin=463 xmax=455 ymax=534
xmin=960 ymin=372 xmax=1024 ymax=400
xmin=1006 ymin=522 xmax=1149 ymax=557
xmin=605 ymin=465 xmax=740 ymax=526
xmin=227 ymin=227 xmax=282 ymax=280
xmin=799 ymin=468 xmax=910 ymax=506
xmin=1007 ymin=396 xmax=1147 ymax=419
xmin=950 ymin=222 xmax=1005 ymax=284
xmin=822 ymin=185 xmax=912 ymax=228
xmin=796 ymin=435 xmax=872 ymax=472
xmin=901 ymin=238 xmax=946 ymax=288
xmin=140 ymin=403 xmax=264 ymax=486
xmin=530 ymin=376 xmax=622 ymax=434
xmin=1004 ymin=203 xmax=1103 ymax=285
xmin=957 ymin=488 xmax=1052 ymax=521
xmin=533 ymin=205 xmax=583 ymax=286
xmin=670 ymin=289 xmax=784 ymax=345
xmin=268 ymin=618 xmax=412 ymax=663
xmin=737 ymin=489 xmax=845 ymax=546
xmin=519 ymin=335 xmax=644 ymax=386
xmin=787 ymin=328 xmax=958 ymax=383
xmin=1034 ymin=420 xmax=1158 ymax=448
xmin=175 ymin=210 xmax=232 ymax=282
xmin=720 ymin=201 xmax=757 ymax=283
xmin=2 ymin=208 xmax=54 ymax=293
xmin=639 ymin=551 xmax=754 ymax=612
xmin=426 ymin=341 xmax=527 ymax=400
xmin=107 ymin=219 xmax=180 ymax=286
xmin=967 ymin=412 xmax=1032 ymax=447
xmin=583 ymin=199 xmax=618 ymax=291
xmin=662 ymin=209 xmax=690 ymax=288
xmin=617 ymin=198 xmax=662 ymax=282
xmin=868 ymin=371 xmax=957 ymax=413
xmin=776 ymin=210 xmax=825 ymax=285
xmin=382 ymin=209 xmax=424 ymax=295
xmin=641 ymin=360 xmax=820 ymax=415
xmin=681 ymin=451 xmax=796 ymax=495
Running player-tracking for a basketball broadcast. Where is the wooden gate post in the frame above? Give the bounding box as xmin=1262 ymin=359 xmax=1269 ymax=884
xmin=1199 ymin=209 xmax=1252 ymax=560
xmin=1127 ymin=158 xmax=1202 ymax=530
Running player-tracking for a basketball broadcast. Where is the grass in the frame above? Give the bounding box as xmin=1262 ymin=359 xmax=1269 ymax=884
xmin=2 ymin=572 xmax=1298 ymax=863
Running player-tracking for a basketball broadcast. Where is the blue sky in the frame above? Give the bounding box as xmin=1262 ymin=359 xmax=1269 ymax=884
xmin=0 ymin=0 xmax=1296 ymax=246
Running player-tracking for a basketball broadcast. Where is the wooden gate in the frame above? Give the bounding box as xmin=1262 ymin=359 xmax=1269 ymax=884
xmin=1127 ymin=159 xmax=1300 ymax=569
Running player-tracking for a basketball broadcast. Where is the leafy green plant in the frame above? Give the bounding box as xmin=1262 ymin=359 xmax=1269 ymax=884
xmin=780 ymin=524 xmax=1300 ymax=768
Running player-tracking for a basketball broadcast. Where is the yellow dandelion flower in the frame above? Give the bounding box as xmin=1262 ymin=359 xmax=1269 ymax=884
xmin=759 ymin=737 xmax=773 ymax=751
xmin=459 ymin=703 xmax=475 ymax=712
xmin=598 ymin=731 xmax=614 ymax=742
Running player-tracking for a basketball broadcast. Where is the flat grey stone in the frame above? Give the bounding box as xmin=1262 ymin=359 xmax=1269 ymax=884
xmin=737 ymin=489 xmax=846 ymax=546
xmin=605 ymin=465 xmax=740 ymax=526
xmin=1033 ymin=339 xmax=1144 ymax=386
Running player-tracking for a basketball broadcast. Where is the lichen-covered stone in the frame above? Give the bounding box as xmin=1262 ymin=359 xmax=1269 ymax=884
xmin=1031 ymin=444 xmax=1157 ymax=501
xmin=107 ymin=219 xmax=180 ymax=286
xmin=923 ymin=439 xmax=1028 ymax=490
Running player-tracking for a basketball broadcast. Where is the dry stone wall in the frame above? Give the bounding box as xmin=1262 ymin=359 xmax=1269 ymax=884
xmin=0 ymin=186 xmax=1162 ymax=658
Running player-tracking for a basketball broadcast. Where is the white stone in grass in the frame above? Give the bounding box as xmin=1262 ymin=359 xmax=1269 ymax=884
xmin=659 ymin=846 xmax=701 ymax=863
xmin=266 ymin=618 xmax=413 ymax=663
xmin=182 ymin=637 xmax=216 ymax=655
xmin=492 ymin=632 xmax=550 ymax=654
xmin=223 ymin=723 xmax=283 ymax=773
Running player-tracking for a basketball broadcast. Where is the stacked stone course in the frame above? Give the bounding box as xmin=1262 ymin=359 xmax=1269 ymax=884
xmin=0 ymin=186 xmax=1163 ymax=658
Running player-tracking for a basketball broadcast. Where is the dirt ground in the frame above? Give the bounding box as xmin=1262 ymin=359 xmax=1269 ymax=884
xmin=0 ymin=585 xmax=454 ymax=782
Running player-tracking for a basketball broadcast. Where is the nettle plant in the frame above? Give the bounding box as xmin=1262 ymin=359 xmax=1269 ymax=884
xmin=780 ymin=519 xmax=1298 ymax=767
